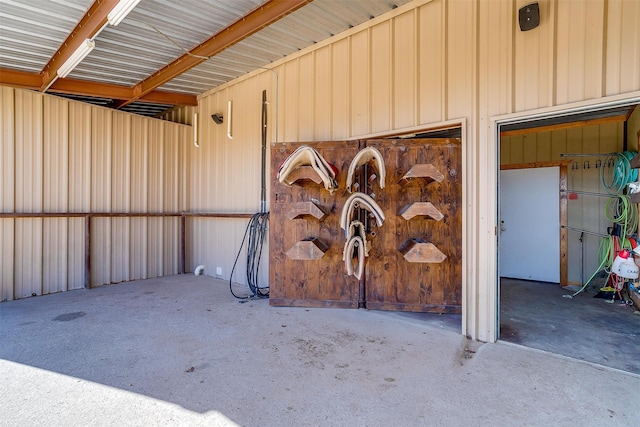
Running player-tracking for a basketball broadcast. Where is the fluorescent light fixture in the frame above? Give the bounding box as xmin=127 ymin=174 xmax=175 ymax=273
xmin=57 ymin=39 xmax=95 ymax=78
xmin=107 ymin=0 xmax=142 ymax=26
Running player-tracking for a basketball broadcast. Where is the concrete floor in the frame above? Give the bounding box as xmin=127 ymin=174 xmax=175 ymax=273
xmin=1 ymin=275 xmax=639 ymax=426
xmin=500 ymin=278 xmax=640 ymax=374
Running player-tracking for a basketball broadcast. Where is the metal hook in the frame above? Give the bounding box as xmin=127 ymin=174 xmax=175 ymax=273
xmin=583 ymin=160 xmax=590 ymax=169
xmin=571 ymin=161 xmax=579 ymax=170
xmin=595 ymin=160 xmax=601 ymax=169
xmin=606 ymin=158 xmax=615 ymax=168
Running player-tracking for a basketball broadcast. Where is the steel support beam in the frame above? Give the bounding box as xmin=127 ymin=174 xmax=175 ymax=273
xmin=40 ymin=0 xmax=119 ymax=91
xmin=109 ymin=0 xmax=312 ymax=109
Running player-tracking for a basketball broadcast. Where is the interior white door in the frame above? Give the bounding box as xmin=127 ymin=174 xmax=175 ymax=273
xmin=499 ymin=167 xmax=560 ymax=283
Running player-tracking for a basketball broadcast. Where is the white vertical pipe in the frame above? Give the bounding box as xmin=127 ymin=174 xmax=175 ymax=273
xmin=227 ymin=100 xmax=233 ymax=140
xmin=193 ymin=112 xmax=200 ymax=147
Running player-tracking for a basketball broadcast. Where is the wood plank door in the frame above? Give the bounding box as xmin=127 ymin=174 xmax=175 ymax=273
xmin=269 ymin=141 xmax=361 ymax=308
xmin=363 ymin=139 xmax=462 ymax=313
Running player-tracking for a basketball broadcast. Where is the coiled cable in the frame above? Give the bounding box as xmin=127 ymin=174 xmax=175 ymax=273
xmin=229 ymin=212 xmax=270 ymax=299
xmin=604 ymin=195 xmax=639 ymax=240
xmin=600 ymin=151 xmax=638 ymax=194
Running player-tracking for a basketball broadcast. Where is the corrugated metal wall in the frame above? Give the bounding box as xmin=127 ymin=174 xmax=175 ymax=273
xmin=157 ymin=106 xmax=195 ymax=126
xmin=2 ymin=0 xmax=639 ymax=340
xmin=0 ymin=87 xmax=191 ymax=301
xmin=193 ymin=0 xmax=640 ymax=341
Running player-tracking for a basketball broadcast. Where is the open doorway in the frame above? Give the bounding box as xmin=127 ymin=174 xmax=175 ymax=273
xmin=497 ymin=100 xmax=640 ymax=374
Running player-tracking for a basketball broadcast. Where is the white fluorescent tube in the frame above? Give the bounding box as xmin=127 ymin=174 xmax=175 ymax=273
xmin=57 ymin=39 xmax=95 ymax=78
xmin=107 ymin=0 xmax=142 ymax=26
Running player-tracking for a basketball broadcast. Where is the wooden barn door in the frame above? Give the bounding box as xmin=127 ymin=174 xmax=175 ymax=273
xmin=364 ymin=139 xmax=462 ymax=313
xmin=270 ymin=141 xmax=361 ymax=308
xmin=269 ymin=138 xmax=462 ymax=314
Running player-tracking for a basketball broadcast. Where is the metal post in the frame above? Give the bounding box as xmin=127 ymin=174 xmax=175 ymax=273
xmin=180 ymin=214 xmax=186 ymax=274
xmin=85 ymin=215 xmax=91 ymax=289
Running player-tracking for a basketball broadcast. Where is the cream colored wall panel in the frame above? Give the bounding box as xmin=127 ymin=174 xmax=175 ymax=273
xmin=147 ymin=120 xmax=164 ymax=278
xmin=605 ymin=0 xmax=640 ymax=95
xmin=315 ymin=45 xmax=332 ymax=141
xmin=42 ymin=95 xmax=69 ymax=292
xmin=282 ymin=61 xmax=300 ymax=142
xmin=111 ymin=217 xmax=130 ymax=283
xmin=163 ymin=125 xmax=180 ymax=212
xmin=0 ymin=88 xmax=15 ymax=301
xmin=371 ymin=21 xmax=392 ymax=133
xmin=129 ymin=218 xmax=147 ymax=280
xmin=43 ymin=218 xmax=67 ymax=294
xmin=43 ymin=96 xmax=69 ymax=212
xmin=13 ymin=90 xmax=43 ymax=297
xmin=190 ymin=218 xmax=253 ymax=284
xmin=179 ymin=126 xmax=190 ymax=211
xmin=1 ymin=87 xmax=15 ymax=212
xmin=14 ymin=219 xmax=42 ymax=297
xmin=159 ymin=105 xmax=195 ymax=125
xmin=331 ymin=38 xmax=351 ymax=140
xmin=298 ymin=53 xmax=315 ymax=141
xmin=393 ymin=10 xmax=417 ymax=129
xmin=162 ymin=217 xmax=179 ymax=275
xmin=90 ymin=107 xmax=112 ymax=286
xmin=418 ymin=1 xmax=444 ymax=124
xmin=186 ymin=115 xmax=204 ymax=213
xmin=14 ymin=90 xmax=43 ymax=212
xmin=446 ymin=0 xmax=475 ymax=120
xmin=91 ymin=217 xmax=111 ymax=286
xmin=513 ymin=0 xmax=553 ymax=111
xmin=111 ymin=114 xmax=132 ymax=280
xmin=67 ymin=217 xmax=85 ymax=290
xmin=68 ymin=102 xmax=91 ymax=212
xmin=478 ymin=0 xmax=513 ymax=117
xmin=1 ymin=219 xmax=14 ymax=301
xmin=91 ymin=107 xmax=112 ymax=212
xmin=129 ymin=116 xmax=148 ymax=280
xmin=147 ymin=121 xmax=164 ymax=212
xmin=555 ymin=0 xmax=606 ymax=104
xmin=620 ymin=0 xmax=640 ymax=93
xmin=162 ymin=124 xmax=180 ymax=275
xmin=111 ymin=112 xmax=131 ymax=283
xmin=351 ymin=31 xmax=370 ymax=136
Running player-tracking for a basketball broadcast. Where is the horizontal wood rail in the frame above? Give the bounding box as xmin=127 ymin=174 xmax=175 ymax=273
xmin=0 ymin=212 xmax=256 ymax=289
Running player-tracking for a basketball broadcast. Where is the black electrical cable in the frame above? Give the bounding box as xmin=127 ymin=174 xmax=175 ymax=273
xmin=229 ymin=212 xmax=269 ymax=299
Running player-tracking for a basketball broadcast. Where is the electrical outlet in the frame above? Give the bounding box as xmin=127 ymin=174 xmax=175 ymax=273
xmin=216 ymin=267 xmax=222 ymax=277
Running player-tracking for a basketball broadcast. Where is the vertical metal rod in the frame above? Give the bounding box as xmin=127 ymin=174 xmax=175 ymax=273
xmin=579 ymin=232 xmax=584 ymax=288
xmin=260 ymin=90 xmax=267 ymax=213
xmin=180 ymin=215 xmax=186 ymax=274
xmin=85 ymin=215 xmax=91 ymax=289
xmin=359 ymin=161 xmax=368 ymax=309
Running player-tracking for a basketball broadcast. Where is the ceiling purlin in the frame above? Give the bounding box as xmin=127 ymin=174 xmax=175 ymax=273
xmin=49 ymin=77 xmax=198 ymax=106
xmin=39 ymin=0 xmax=120 ymax=91
xmin=0 ymin=67 xmax=197 ymax=106
xmin=109 ymin=0 xmax=313 ymax=110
